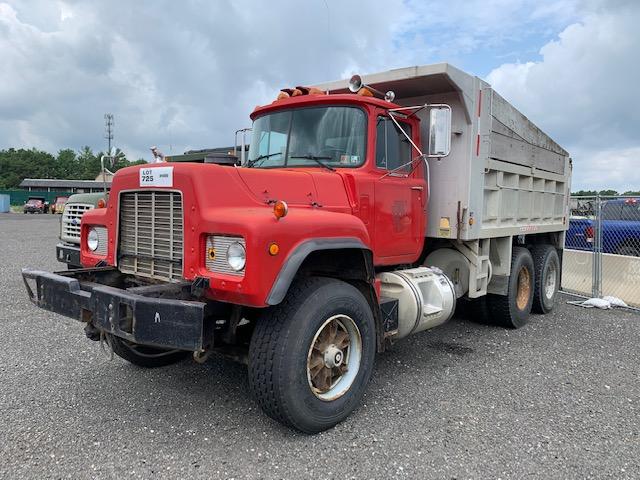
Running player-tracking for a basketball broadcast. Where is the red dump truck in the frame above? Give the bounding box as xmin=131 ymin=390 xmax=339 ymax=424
xmin=23 ymin=64 xmax=571 ymax=433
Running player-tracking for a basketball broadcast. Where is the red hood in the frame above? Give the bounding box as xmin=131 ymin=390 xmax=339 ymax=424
xmin=113 ymin=163 xmax=352 ymax=212
xmin=235 ymin=167 xmax=317 ymax=205
xmin=235 ymin=167 xmax=351 ymax=210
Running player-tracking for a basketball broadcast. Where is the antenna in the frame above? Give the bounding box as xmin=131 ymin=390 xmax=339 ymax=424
xmin=104 ymin=113 xmax=114 ymax=166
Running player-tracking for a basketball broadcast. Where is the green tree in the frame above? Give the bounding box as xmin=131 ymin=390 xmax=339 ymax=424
xmin=55 ymin=149 xmax=78 ymax=178
xmin=76 ymin=146 xmax=101 ymax=179
xmin=0 ymin=148 xmax=56 ymax=188
xmin=572 ymin=190 xmax=598 ymax=196
xmin=0 ymin=146 xmax=147 ymax=187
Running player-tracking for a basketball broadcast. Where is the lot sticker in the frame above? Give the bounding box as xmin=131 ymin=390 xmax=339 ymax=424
xmin=140 ymin=166 xmax=173 ymax=187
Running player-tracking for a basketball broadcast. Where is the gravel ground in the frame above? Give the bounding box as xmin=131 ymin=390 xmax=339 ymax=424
xmin=0 ymin=213 xmax=638 ymax=479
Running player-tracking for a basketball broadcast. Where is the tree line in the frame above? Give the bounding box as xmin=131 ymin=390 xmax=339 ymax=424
xmin=0 ymin=147 xmax=147 ymax=189
xmin=572 ymin=189 xmax=640 ymax=197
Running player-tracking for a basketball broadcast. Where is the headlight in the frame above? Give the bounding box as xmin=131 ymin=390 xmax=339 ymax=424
xmin=87 ymin=227 xmax=99 ymax=251
xmin=227 ymin=241 xmax=246 ymax=271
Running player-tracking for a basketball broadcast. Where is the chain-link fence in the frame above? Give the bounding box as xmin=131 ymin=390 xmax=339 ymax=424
xmin=562 ymin=195 xmax=640 ymax=308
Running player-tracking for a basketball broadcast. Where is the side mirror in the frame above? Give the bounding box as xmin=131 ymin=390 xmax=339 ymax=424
xmin=428 ymin=106 xmax=452 ymax=157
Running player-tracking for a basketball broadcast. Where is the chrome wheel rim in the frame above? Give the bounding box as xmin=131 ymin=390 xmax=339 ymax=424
xmin=306 ymin=314 xmax=362 ymax=401
xmin=544 ymin=262 xmax=558 ymax=300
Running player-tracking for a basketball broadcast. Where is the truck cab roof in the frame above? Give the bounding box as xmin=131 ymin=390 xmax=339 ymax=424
xmin=251 ymin=93 xmax=402 ymax=120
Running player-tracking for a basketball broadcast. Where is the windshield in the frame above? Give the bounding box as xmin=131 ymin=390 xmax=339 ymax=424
xmin=247 ymin=106 xmax=366 ymax=168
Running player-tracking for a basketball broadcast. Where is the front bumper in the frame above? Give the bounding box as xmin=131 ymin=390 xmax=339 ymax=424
xmin=56 ymin=243 xmax=81 ymax=267
xmin=22 ymin=267 xmax=208 ymax=351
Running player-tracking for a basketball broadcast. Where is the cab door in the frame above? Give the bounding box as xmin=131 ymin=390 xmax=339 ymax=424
xmin=373 ymin=115 xmax=425 ymax=260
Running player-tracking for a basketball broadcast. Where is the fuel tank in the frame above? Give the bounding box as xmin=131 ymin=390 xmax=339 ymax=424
xmin=378 ymin=267 xmax=456 ymax=339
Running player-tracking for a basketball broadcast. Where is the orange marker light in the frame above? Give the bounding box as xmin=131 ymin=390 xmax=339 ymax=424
xmin=268 ymin=243 xmax=280 ymax=256
xmin=273 ymin=200 xmax=288 ymax=219
xmin=97 ymin=198 xmax=106 ymax=208
xmin=207 ymin=247 xmax=216 ymax=260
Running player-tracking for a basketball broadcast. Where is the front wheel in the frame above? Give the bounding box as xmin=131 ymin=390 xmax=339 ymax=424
xmin=108 ymin=334 xmax=190 ymax=368
xmin=248 ymin=277 xmax=376 ymax=433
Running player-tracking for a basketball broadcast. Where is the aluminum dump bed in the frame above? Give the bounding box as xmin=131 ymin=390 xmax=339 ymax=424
xmin=317 ymin=64 xmax=571 ymax=242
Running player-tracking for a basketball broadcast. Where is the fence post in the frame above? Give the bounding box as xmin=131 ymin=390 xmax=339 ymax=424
xmin=592 ymin=194 xmax=603 ymax=298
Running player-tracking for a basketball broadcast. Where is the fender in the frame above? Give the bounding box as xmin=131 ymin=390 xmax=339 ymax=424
xmin=266 ymin=237 xmax=371 ymax=305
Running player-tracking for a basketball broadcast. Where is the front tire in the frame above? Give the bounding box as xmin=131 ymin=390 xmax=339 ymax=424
xmin=248 ymin=277 xmax=376 ymax=433
xmin=108 ymin=335 xmax=190 ymax=368
xmin=487 ymin=246 xmax=535 ymax=328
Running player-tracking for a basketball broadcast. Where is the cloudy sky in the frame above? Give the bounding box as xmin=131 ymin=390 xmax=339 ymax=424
xmin=1 ymin=0 xmax=639 ymax=191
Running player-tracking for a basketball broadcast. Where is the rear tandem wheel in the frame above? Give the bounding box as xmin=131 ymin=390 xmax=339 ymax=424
xmin=487 ymin=246 xmax=535 ymax=328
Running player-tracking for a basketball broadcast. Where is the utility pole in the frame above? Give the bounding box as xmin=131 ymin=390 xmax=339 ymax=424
xmin=104 ymin=113 xmax=114 ymax=166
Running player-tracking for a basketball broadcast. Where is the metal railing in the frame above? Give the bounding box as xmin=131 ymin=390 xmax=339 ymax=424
xmin=562 ymin=195 xmax=640 ymax=308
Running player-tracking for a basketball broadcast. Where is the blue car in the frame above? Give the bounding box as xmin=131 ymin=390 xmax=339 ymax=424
xmin=566 ymin=198 xmax=640 ymax=256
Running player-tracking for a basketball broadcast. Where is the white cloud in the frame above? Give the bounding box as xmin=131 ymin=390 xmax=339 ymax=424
xmin=572 ymin=146 xmax=640 ymax=192
xmin=402 ymin=0 xmax=579 ymax=63
xmin=0 ymin=0 xmax=409 ymax=160
xmin=487 ymin=1 xmax=640 ymax=191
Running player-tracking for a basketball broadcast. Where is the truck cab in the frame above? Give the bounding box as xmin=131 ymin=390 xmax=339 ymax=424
xmin=57 ymin=192 xmax=107 ymax=268
xmin=245 ymin=93 xmax=427 ymax=266
xmin=50 ymin=196 xmax=69 ymax=214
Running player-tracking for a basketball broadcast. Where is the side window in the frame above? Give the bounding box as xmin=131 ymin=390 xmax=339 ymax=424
xmin=375 ymin=116 xmax=413 ymax=172
xmin=621 ymin=203 xmax=640 ymax=221
xmin=602 ymin=202 xmax=623 ymax=220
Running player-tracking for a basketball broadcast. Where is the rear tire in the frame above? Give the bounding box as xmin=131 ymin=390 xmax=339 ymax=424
xmin=108 ymin=335 xmax=190 ymax=368
xmin=487 ymin=247 xmax=534 ymax=328
xmin=248 ymin=277 xmax=376 ymax=434
xmin=531 ymin=245 xmax=560 ymax=314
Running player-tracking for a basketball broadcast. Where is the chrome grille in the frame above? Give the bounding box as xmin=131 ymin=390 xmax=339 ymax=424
xmin=93 ymin=226 xmax=108 ymax=256
xmin=118 ymin=191 xmax=183 ymax=282
xmin=61 ymin=203 xmax=93 ymax=243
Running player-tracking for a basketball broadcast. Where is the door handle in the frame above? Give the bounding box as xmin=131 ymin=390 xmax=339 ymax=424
xmin=411 ymin=186 xmax=423 ymax=191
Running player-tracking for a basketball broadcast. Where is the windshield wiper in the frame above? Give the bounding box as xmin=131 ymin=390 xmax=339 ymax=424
xmin=289 ymin=154 xmax=335 ymax=172
xmin=246 ymin=152 xmax=281 ymax=168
